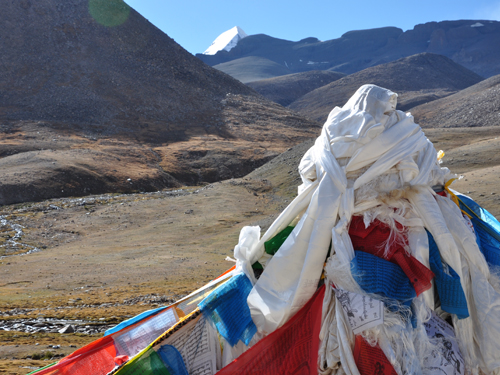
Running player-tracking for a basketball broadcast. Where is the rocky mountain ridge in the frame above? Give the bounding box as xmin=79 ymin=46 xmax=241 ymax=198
xmin=198 ymin=20 xmax=500 ymax=79
xmin=0 ymin=0 xmax=254 ymax=139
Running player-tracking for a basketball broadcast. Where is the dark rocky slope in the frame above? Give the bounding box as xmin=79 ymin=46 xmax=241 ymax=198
xmin=0 ymin=0 xmax=320 ymax=205
xmin=247 ymin=70 xmax=345 ymax=106
xmin=0 ymin=0 xmax=255 ymax=141
xmin=411 ymin=74 xmax=500 ymax=128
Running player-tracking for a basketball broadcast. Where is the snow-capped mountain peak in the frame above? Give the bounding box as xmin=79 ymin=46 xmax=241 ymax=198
xmin=203 ymin=26 xmax=248 ymax=55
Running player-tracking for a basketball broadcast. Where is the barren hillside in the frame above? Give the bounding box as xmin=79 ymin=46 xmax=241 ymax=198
xmin=247 ymin=70 xmax=345 ymax=106
xmin=288 ymin=53 xmax=483 ymax=123
xmin=411 ymin=74 xmax=500 ymax=128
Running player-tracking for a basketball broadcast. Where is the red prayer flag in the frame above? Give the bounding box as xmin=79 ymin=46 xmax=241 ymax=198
xmin=354 ymin=335 xmax=397 ymax=375
xmin=217 ymin=285 xmax=326 ymax=375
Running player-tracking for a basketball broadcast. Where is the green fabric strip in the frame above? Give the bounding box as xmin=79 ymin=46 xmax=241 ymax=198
xmin=252 ymin=226 xmax=295 ymax=270
xmin=117 ymin=349 xmax=171 ymax=375
xmin=26 ymin=362 xmax=58 ymax=375
xmin=264 ymin=226 xmax=294 ymax=255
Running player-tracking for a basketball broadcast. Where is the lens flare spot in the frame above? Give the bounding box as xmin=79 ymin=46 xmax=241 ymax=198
xmin=88 ymin=0 xmax=131 ymax=27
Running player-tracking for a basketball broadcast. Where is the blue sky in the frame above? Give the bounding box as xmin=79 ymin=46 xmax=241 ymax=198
xmin=124 ymin=0 xmax=500 ymax=55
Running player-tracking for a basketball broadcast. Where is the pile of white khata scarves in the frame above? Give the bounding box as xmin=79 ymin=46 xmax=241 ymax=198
xmin=232 ymin=84 xmax=500 ymax=375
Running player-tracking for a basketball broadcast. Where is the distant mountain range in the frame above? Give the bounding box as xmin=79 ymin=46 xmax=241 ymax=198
xmin=198 ymin=21 xmax=500 ymax=79
xmin=198 ymin=23 xmax=499 ymax=130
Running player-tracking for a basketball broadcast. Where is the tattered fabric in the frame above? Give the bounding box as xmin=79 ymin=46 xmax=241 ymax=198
xmin=349 ymin=216 xmax=434 ymax=296
xmin=351 ymin=250 xmax=416 ymax=303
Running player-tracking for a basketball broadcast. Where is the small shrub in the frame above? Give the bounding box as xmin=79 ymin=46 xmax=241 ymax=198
xmin=30 ymin=351 xmax=54 ymax=360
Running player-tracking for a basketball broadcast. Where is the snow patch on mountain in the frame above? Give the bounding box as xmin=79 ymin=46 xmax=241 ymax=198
xmin=203 ymin=26 xmax=248 ymax=55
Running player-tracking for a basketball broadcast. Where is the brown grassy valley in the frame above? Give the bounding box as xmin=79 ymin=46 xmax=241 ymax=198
xmin=2 ymin=1 xmax=500 ymax=374
xmin=2 ymin=126 xmax=500 ymax=374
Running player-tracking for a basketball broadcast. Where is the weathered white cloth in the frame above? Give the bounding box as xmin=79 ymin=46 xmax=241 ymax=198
xmin=245 ymin=85 xmax=443 ymax=334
